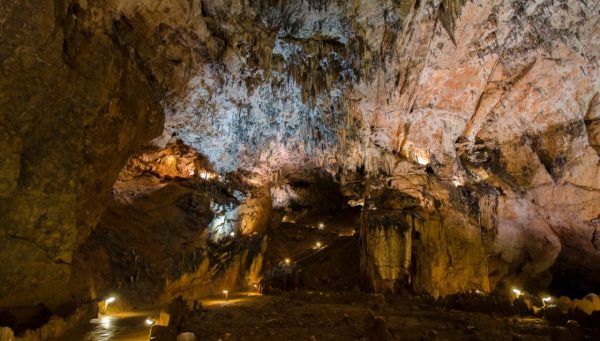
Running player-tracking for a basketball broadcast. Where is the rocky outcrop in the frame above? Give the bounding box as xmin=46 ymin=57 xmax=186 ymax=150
xmin=0 ymin=303 xmax=95 ymax=341
xmin=360 ymin=186 xmax=489 ymax=296
xmin=152 ymin=0 xmax=600 ymax=295
xmin=71 ymin=141 xmax=268 ymax=304
xmin=0 ymin=0 xmax=167 ymax=310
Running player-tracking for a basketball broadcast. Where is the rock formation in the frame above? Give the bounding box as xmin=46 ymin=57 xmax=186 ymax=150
xmin=0 ymin=0 xmax=167 ymax=310
xmin=1 ymin=0 xmax=599 ymax=333
xmin=152 ymin=0 xmax=600 ymax=297
xmin=70 ymin=141 xmax=268 ymax=305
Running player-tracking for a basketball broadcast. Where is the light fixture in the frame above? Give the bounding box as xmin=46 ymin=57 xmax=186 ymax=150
xmin=145 ymin=318 xmax=155 ymax=326
xmin=315 ymin=241 xmax=322 ymax=248
xmin=284 ymin=258 xmax=291 ymax=265
xmin=223 ymin=290 xmax=229 ymax=301
xmin=104 ymin=296 xmax=116 ymax=312
xmin=512 ymin=288 xmax=522 ymax=297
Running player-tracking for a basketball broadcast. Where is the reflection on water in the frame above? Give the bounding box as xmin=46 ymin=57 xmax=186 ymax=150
xmin=52 ymin=311 xmax=154 ymax=341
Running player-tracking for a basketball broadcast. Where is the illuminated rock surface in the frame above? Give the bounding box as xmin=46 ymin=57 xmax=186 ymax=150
xmin=1 ymin=0 xmax=599 ymax=339
xmin=69 ymin=141 xmax=268 ymax=306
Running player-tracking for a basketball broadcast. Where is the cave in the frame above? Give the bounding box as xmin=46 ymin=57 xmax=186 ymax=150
xmin=1 ymin=1 xmax=600 ymax=340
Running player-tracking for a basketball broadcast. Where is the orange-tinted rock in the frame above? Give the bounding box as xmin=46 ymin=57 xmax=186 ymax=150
xmin=2 ymin=0 xmax=600 ymax=312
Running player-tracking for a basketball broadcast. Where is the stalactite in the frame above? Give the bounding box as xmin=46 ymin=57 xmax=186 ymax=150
xmin=478 ymin=193 xmax=498 ymax=235
xmin=439 ymin=0 xmax=466 ymax=45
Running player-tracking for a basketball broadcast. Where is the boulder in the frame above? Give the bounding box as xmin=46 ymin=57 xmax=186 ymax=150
xmin=176 ymin=332 xmax=197 ymax=341
xmin=149 ymin=325 xmax=176 ymax=341
xmin=0 ymin=327 xmax=14 ymax=341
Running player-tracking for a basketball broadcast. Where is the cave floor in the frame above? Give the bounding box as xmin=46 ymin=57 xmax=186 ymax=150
xmin=48 ymin=291 xmax=600 ymax=340
xmin=175 ymin=291 xmax=581 ymax=341
xmin=48 ymin=310 xmax=159 ymax=341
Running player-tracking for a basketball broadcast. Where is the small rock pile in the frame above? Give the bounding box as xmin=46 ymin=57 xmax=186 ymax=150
xmin=150 ymin=296 xmax=204 ymax=341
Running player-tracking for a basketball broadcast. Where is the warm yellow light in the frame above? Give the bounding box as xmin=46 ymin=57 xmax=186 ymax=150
xmin=512 ymin=288 xmax=522 ymax=297
xmin=145 ymin=318 xmax=155 ymax=326
xmin=230 ymin=231 xmax=235 ymax=237
xmin=100 ymin=316 xmax=112 ymax=326
xmin=222 ymin=289 xmax=229 ymax=301
xmin=315 ymin=241 xmax=322 ymax=248
xmin=222 ymin=290 xmax=228 ymax=294
xmin=284 ymin=258 xmax=291 ymax=265
xmin=199 ymin=170 xmax=219 ymax=180
xmin=413 ymin=149 xmax=431 ymax=165
xmin=542 ymin=296 xmax=552 ymax=303
xmin=318 ymin=223 xmax=325 ymax=229
xmin=104 ymin=296 xmax=116 ymax=312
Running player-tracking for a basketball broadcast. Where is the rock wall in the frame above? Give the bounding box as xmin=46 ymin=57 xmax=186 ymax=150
xmin=360 ymin=184 xmax=489 ymax=296
xmin=0 ymin=0 xmax=167 ymax=310
xmin=1 ymin=0 xmax=599 ymax=313
xmin=71 ymin=141 xmax=268 ymax=305
xmin=344 ymin=0 xmax=599 ymax=295
xmin=152 ymin=0 xmax=600 ymax=295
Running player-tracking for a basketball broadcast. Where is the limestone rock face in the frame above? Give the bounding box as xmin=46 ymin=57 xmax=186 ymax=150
xmin=360 ymin=185 xmax=489 ymax=296
xmin=151 ymin=0 xmax=600 ymax=295
xmin=0 ymin=0 xmax=168 ymax=309
xmin=2 ymin=0 xmax=599 ymax=311
xmin=70 ymin=141 xmax=268 ymax=304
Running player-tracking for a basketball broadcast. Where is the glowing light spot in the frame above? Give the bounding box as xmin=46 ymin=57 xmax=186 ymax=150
xmin=282 ymin=215 xmax=296 ymax=223
xmin=318 ymin=223 xmax=325 ymax=229
xmin=199 ymin=170 xmax=220 ymax=181
xmin=222 ymin=290 xmax=229 ymax=301
xmin=230 ymin=231 xmax=235 ymax=237
xmin=338 ymin=230 xmax=357 ymax=237
xmin=315 ymin=241 xmax=322 ymax=248
xmin=145 ymin=318 xmax=155 ymax=326
xmin=99 ymin=316 xmax=112 ymax=327
xmin=348 ymin=199 xmax=364 ymax=207
xmin=284 ymin=258 xmax=291 ymax=265
xmin=103 ymin=296 xmax=116 ymax=312
xmin=542 ymin=297 xmax=552 ymax=303
xmin=413 ymin=150 xmax=431 ymax=166
xmin=512 ymin=288 xmax=522 ymax=297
